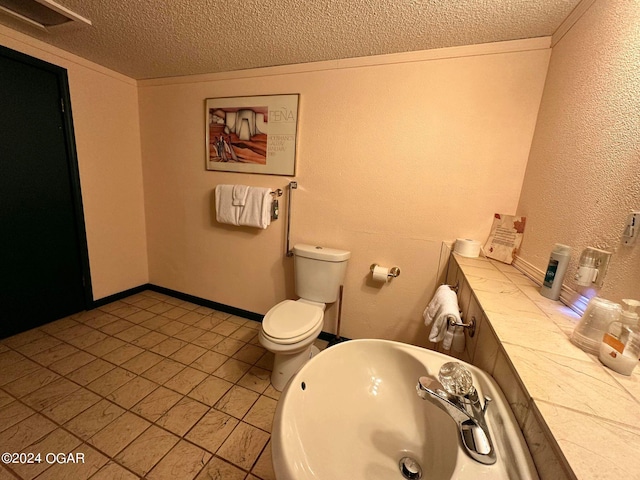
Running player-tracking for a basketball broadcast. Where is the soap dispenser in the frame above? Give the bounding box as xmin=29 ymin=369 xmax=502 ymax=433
xmin=621 ymin=299 xmax=640 ymax=327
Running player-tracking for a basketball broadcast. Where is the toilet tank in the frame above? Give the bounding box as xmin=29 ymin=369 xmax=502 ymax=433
xmin=294 ymin=244 xmax=350 ymax=303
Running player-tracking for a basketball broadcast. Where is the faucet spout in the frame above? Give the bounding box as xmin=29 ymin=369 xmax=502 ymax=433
xmin=417 ymin=374 xmax=496 ymax=465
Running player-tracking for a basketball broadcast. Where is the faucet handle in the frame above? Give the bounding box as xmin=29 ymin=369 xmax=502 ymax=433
xmin=438 ymin=362 xmax=474 ymax=397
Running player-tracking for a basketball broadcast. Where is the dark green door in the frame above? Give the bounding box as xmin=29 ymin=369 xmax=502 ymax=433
xmin=0 ymin=46 xmax=91 ymax=338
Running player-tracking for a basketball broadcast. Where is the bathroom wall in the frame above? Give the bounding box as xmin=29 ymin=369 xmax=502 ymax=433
xmin=139 ymin=40 xmax=550 ymax=346
xmin=516 ymin=0 xmax=640 ymax=303
xmin=0 ymin=26 xmax=149 ymax=301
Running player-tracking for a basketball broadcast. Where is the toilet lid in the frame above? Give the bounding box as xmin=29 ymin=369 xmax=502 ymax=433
xmin=263 ymin=300 xmax=323 ymax=340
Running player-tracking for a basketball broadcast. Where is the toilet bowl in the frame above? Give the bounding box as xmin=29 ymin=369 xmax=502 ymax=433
xmin=259 ymin=299 xmax=325 ymax=391
xmin=259 ymin=243 xmax=350 ymax=391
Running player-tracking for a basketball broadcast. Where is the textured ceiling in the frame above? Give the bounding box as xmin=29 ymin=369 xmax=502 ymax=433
xmin=0 ymin=0 xmax=582 ymax=79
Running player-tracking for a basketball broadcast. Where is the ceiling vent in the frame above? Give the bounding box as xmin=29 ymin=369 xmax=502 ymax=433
xmin=0 ymin=0 xmax=91 ymax=31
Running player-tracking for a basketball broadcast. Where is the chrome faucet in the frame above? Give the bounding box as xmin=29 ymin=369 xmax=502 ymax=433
xmin=416 ymin=362 xmax=496 ymax=465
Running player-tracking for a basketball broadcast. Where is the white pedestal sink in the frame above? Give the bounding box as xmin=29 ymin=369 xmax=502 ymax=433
xmin=271 ymin=339 xmax=538 ymax=480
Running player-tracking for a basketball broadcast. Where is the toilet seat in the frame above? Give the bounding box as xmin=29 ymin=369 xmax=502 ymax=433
xmin=262 ymin=300 xmax=323 ymax=345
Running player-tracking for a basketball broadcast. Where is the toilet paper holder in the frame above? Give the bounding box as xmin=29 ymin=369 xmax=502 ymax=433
xmin=370 ymin=264 xmax=401 ymax=279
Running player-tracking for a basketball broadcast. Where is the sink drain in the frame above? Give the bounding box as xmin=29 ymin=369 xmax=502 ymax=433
xmin=399 ymin=456 xmax=422 ymax=479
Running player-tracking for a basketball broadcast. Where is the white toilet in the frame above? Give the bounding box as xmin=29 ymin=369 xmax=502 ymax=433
xmin=259 ymin=244 xmax=350 ymax=391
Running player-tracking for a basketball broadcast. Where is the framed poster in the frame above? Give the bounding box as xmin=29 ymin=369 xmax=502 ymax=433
xmin=205 ymin=94 xmax=299 ymax=175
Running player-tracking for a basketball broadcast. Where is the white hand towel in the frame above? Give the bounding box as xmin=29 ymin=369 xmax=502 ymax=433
xmin=215 ymin=184 xmax=240 ymax=226
xmin=232 ymin=184 xmax=249 ymax=206
xmin=238 ymin=187 xmax=272 ymax=229
xmin=423 ymin=285 xmax=461 ymax=343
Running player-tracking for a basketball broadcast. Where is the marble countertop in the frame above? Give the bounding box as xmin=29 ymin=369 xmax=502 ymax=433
xmin=453 ymin=254 xmax=640 ymax=480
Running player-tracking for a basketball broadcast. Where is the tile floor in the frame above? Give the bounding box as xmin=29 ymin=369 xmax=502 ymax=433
xmin=0 ymin=290 xmax=326 ymax=479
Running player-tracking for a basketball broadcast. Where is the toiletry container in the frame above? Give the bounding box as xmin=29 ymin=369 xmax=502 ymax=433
xmin=540 ymin=244 xmax=571 ymax=300
xmin=571 ymin=297 xmax=622 ymax=354
xmin=620 ymin=299 xmax=640 ymax=326
xmin=599 ymin=321 xmax=640 ymax=375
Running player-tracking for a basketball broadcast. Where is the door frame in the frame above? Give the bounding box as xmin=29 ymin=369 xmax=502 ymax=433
xmin=1 ymin=44 xmax=93 ymax=309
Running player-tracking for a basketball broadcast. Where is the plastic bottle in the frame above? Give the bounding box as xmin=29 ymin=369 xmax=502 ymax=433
xmin=540 ymin=244 xmax=571 ymax=300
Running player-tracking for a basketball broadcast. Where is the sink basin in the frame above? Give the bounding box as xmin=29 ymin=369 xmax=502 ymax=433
xmin=272 ymin=339 xmax=538 ymax=480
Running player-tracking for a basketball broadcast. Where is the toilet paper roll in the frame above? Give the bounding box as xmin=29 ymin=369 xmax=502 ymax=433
xmin=372 ymin=265 xmax=390 ymax=283
xmin=454 ymin=238 xmax=482 ymax=258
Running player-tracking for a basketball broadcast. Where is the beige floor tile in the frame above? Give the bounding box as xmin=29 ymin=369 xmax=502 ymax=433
xmin=121 ymin=350 xmax=164 ymax=375
xmin=212 ymin=337 xmax=245 ymax=356
xmin=156 ymin=397 xmax=209 ymax=436
xmin=191 ymin=351 xmax=228 ymax=374
xmin=89 ymin=412 xmax=151 ymax=457
xmin=22 ymin=377 xmax=80 ymax=411
xmin=98 ymin=300 xmax=128 ymax=313
xmin=130 ymin=297 xmax=161 ymax=311
xmin=229 ymin=326 xmax=258 ymax=343
xmin=162 ymin=306 xmax=190 ymax=320
xmin=2 ymin=413 xmax=57 ymax=452
xmin=185 ymin=409 xmax=239 ymax=453
xmin=252 ymin=441 xmax=276 ymax=480
xmin=0 ymin=401 xmax=35 ymax=432
xmin=176 ymin=311 xmax=205 ymax=326
xmin=82 ymin=312 xmax=119 ymax=330
xmin=10 ymin=428 xmax=82 ymax=480
xmin=244 ymin=396 xmax=277 ymax=433
xmin=0 ymin=357 xmax=42 ymax=386
xmin=110 ymin=305 xmax=142 ymax=319
xmin=139 ymin=316 xmax=170 ymax=331
xmin=147 ymin=302 xmax=175 ymax=315
xmin=174 ymin=324 xmax=204 ymax=342
xmin=50 ymin=324 xmax=93 ymax=342
xmin=99 ymin=319 xmax=135 ymax=336
xmin=215 ymin=386 xmax=259 ymax=419
xmin=195 ymin=457 xmax=245 ymax=480
xmin=107 ymin=376 xmax=157 ymax=409
xmin=36 ymin=442 xmax=108 ymax=480
xmin=116 ymin=425 xmax=179 ymax=476
xmin=237 ymin=366 xmax=271 ymax=394
xmin=212 ymin=321 xmax=240 ymax=336
xmin=216 ymin=422 xmax=269 ymax=470
xmin=233 ymin=344 xmax=266 ymax=365
xmin=150 ymin=337 xmax=187 ymax=357
xmin=40 ymin=387 xmax=100 ymax=424
xmin=191 ymin=331 xmax=224 ymax=349
xmin=131 ymin=330 xmax=168 ymax=349
xmin=148 ymin=440 xmax=211 ymax=480
xmin=38 ymin=318 xmax=79 ymax=335
xmin=192 ymin=316 xmax=223 ymax=331
xmin=131 ymin=386 xmax=182 ymax=422
xmin=188 ymin=376 xmax=233 ymax=407
xmin=124 ymin=309 xmax=156 ymax=324
xmin=212 ymin=310 xmax=233 ymax=320
xmin=213 ymin=358 xmax=252 ymax=383
xmin=83 ymin=337 xmax=126 ymax=357
xmin=87 ymin=367 xmax=136 ymax=396
xmin=49 ymin=351 xmax=96 ymax=376
xmin=67 ymin=359 xmax=115 ymax=386
xmin=254 ymin=352 xmax=274 ymax=371
xmin=65 ymin=329 xmax=109 ymax=349
xmin=90 ymin=461 xmax=140 ymax=480
xmin=64 ymin=399 xmax=125 ymax=440
xmin=227 ymin=316 xmax=247 ymax=326
xmin=170 ymin=343 xmax=206 ymax=364
xmin=102 ymin=344 xmax=145 ymax=365
xmin=0 ymin=390 xmax=14 ymax=408
xmin=114 ymin=325 xmax=151 ymax=343
xmin=262 ymin=385 xmax=281 ymax=401
xmin=31 ymin=343 xmax=78 ymax=366
xmin=164 ymin=367 xmax=208 ymax=395
xmin=2 ymin=328 xmax=48 ymax=348
xmin=142 ymin=358 xmax=185 ymax=384
xmin=3 ymin=367 xmax=60 ymax=398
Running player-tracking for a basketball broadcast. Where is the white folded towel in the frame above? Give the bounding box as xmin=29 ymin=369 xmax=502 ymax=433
xmin=215 ymin=184 xmax=272 ymax=229
xmin=215 ymin=184 xmax=240 ymax=226
xmin=232 ymin=185 xmax=249 ymax=206
xmin=442 ymin=324 xmax=465 ymax=352
xmin=423 ymin=285 xmax=461 ymax=343
xmin=238 ymin=187 xmax=272 ymax=229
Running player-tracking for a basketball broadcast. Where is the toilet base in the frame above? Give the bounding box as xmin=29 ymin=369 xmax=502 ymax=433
xmin=271 ymin=345 xmax=320 ymax=391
